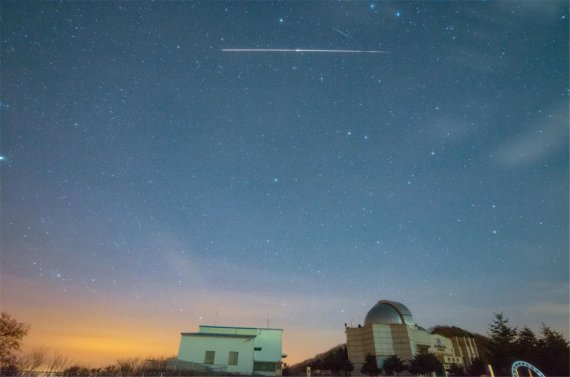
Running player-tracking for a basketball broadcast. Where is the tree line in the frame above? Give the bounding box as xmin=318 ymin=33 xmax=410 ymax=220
xmin=486 ymin=312 xmax=569 ymax=376
xmin=0 ymin=312 xmax=175 ymax=376
xmin=2 ymin=311 xmax=569 ymax=376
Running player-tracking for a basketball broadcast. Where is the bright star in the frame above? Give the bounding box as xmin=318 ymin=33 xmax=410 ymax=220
xmin=395 ymin=11 xmax=401 ymax=17
xmin=0 ymin=155 xmax=5 ymax=161
xmin=279 ymin=17 xmax=284 ymax=23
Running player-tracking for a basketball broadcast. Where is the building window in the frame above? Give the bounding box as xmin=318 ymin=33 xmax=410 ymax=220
xmin=254 ymin=362 xmax=276 ymax=372
xmin=204 ymin=351 xmax=215 ymax=364
xmin=228 ymin=352 xmax=239 ymax=365
xmin=254 ymin=347 xmax=262 ymax=351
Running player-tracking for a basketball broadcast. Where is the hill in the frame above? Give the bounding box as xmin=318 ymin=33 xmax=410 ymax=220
xmin=430 ymin=325 xmax=490 ymax=361
xmin=286 ymin=344 xmax=347 ymax=376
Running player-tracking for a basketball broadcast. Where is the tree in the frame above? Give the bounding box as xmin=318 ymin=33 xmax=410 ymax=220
xmin=514 ymin=326 xmax=538 ymax=364
xmin=409 ymin=353 xmax=443 ymax=377
xmin=382 ymin=355 xmax=405 ymax=377
xmin=536 ymin=324 xmax=569 ymax=376
xmin=45 ymin=350 xmax=71 ymax=376
xmin=311 ymin=358 xmax=322 ymax=374
xmin=117 ymin=358 xmax=144 ymax=376
xmin=446 ymin=363 xmax=465 ymax=376
xmin=360 ymin=354 xmax=381 ymax=376
xmin=63 ymin=365 xmax=91 ymax=376
xmin=487 ymin=312 xmax=517 ymax=375
xmin=342 ymin=359 xmax=354 ymax=376
xmin=17 ymin=347 xmax=47 ymax=372
xmin=323 ymin=349 xmax=342 ymax=374
xmin=466 ymin=357 xmax=486 ymax=376
xmin=0 ymin=312 xmax=29 ymax=367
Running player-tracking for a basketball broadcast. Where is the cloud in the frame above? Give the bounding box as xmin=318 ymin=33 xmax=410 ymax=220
xmin=496 ymin=105 xmax=568 ymax=166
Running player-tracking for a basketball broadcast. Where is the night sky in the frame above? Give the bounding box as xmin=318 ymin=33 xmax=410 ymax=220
xmin=1 ymin=1 xmax=568 ymax=367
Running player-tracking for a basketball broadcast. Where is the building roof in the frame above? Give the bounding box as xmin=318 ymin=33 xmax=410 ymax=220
xmin=180 ymin=332 xmax=256 ymax=338
xmin=199 ymin=325 xmax=284 ymax=331
xmin=364 ymin=300 xmax=416 ymax=326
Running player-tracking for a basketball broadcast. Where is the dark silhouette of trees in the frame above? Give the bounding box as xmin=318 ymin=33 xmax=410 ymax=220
xmin=117 ymin=358 xmax=144 ymax=376
xmin=485 ymin=313 xmax=569 ymax=377
xmin=45 ymin=350 xmax=71 ymax=376
xmin=408 ymin=353 xmax=443 ymax=376
xmin=382 ymin=355 xmax=405 ymax=377
xmin=342 ymin=359 xmax=354 ymax=376
xmin=487 ymin=312 xmax=517 ymax=375
xmin=514 ymin=326 xmax=538 ymax=365
xmin=63 ymin=365 xmax=91 ymax=376
xmin=466 ymin=357 xmax=486 ymax=376
xmin=291 ymin=344 xmax=352 ymax=376
xmin=360 ymin=354 xmax=381 ymax=376
xmin=322 ymin=347 xmax=343 ymax=374
xmin=320 ymin=344 xmax=353 ymax=376
xmin=536 ymin=324 xmax=569 ymax=376
xmin=0 ymin=312 xmax=29 ymax=369
xmin=446 ymin=363 xmax=465 ymax=376
xmin=16 ymin=347 xmax=46 ymax=372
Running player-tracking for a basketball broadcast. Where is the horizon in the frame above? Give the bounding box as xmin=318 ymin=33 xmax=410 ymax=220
xmin=1 ymin=0 xmax=568 ymax=369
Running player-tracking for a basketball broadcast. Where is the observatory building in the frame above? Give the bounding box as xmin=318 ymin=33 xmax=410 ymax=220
xmin=173 ymin=325 xmax=285 ymax=376
xmin=345 ymin=300 xmax=478 ymax=374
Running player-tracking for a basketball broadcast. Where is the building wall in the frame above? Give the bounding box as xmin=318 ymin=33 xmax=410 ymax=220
xmin=451 ymin=336 xmax=479 ymax=368
xmin=252 ymin=329 xmax=283 ymax=363
xmin=429 ymin=335 xmax=462 ymax=369
xmin=347 ymin=324 xmax=468 ymax=375
xmin=178 ymin=326 xmax=283 ymax=376
xmin=178 ymin=334 xmax=255 ymax=374
xmin=391 ymin=324 xmax=416 ymax=362
xmin=346 ymin=325 xmax=376 ymax=375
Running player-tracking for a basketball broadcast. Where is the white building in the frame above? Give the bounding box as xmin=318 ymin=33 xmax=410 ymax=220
xmin=176 ymin=325 xmax=285 ymax=376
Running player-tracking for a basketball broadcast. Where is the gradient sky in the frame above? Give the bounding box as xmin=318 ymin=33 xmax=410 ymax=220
xmin=1 ymin=0 xmax=568 ymax=368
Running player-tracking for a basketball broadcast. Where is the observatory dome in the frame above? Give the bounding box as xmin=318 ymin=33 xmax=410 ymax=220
xmin=364 ymin=300 xmax=416 ymax=326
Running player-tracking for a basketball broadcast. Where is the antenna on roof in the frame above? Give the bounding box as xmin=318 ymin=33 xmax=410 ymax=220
xmin=266 ymin=312 xmax=270 ymax=328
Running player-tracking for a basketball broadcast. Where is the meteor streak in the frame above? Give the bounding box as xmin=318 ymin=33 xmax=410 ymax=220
xmin=332 ymin=27 xmax=351 ymax=38
xmin=221 ymin=48 xmax=389 ymax=54
xmin=333 ymin=27 xmax=352 ymax=38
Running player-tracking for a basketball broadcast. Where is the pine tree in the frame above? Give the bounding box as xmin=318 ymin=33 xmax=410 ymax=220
xmin=409 ymin=353 xmax=443 ymax=377
xmin=487 ymin=312 xmax=517 ymax=375
xmin=536 ymin=324 xmax=569 ymax=376
xmin=514 ymin=326 xmax=538 ymax=364
xmin=382 ymin=355 xmax=406 ymax=377
xmin=360 ymin=354 xmax=381 ymax=376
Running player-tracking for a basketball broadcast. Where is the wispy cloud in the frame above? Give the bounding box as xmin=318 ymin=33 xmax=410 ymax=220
xmin=496 ymin=104 xmax=568 ymax=166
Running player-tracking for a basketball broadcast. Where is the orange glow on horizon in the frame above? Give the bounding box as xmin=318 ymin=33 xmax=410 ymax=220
xmin=2 ymin=274 xmax=344 ymax=368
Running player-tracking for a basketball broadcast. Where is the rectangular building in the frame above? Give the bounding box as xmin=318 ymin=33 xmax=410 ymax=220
xmin=177 ymin=325 xmax=285 ymax=376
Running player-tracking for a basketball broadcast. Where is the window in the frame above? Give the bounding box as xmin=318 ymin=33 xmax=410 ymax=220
xmin=254 ymin=347 xmax=262 ymax=351
xmin=204 ymin=351 xmax=215 ymax=364
xmin=228 ymin=351 xmax=239 ymax=365
xmin=253 ymin=362 xmax=276 ymax=372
